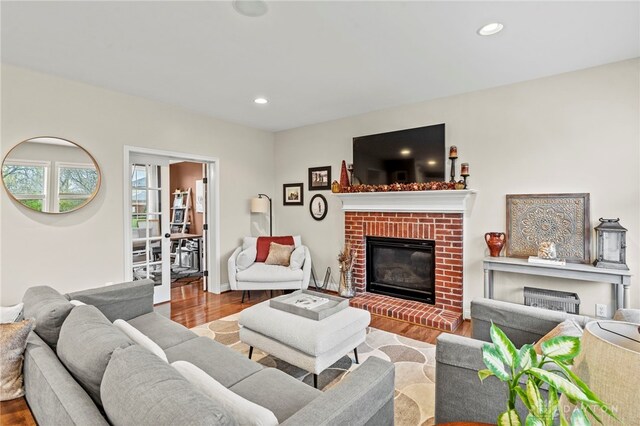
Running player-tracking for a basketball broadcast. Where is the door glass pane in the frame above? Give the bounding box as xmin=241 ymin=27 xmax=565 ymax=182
xmin=132 ymin=190 xmax=147 ymax=213
xmin=131 ymin=165 xmax=146 ymax=188
xmin=131 ymin=163 xmax=164 ymax=289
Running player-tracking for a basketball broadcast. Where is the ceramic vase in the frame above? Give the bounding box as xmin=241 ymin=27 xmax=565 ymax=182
xmin=485 ymin=232 xmax=506 ymax=257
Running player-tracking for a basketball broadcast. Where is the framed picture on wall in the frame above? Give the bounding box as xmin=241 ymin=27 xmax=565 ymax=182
xmin=283 ymin=183 xmax=304 ymax=206
xmin=309 ymin=194 xmax=328 ymax=221
xmin=308 ymin=166 xmax=331 ymax=191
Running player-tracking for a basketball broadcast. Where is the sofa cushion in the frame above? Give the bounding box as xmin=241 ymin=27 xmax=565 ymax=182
xmin=243 ymin=236 xmax=258 ymax=250
xmin=24 ymin=332 xmax=109 ymax=425
xmin=102 ymin=346 xmax=235 ymax=426
xmin=236 ymin=263 xmax=304 ymax=283
xmin=289 ymin=246 xmax=306 ymax=270
xmin=1 ymin=303 xmax=24 ymax=323
xmin=0 ymin=319 xmax=34 ymax=401
xmin=126 ymin=312 xmax=197 ymax=350
xmin=165 ymin=336 xmax=263 ymax=388
xmin=533 ymin=319 xmax=583 ymax=354
xmin=66 ymin=280 xmax=154 ymax=322
xmin=22 ymin=286 xmax=74 ymax=349
xmin=172 ymin=361 xmax=278 ymax=426
xmin=230 ymin=368 xmax=321 ymax=423
xmin=265 ymin=242 xmax=294 ymax=267
xmin=256 ymin=236 xmax=295 ymax=262
xmin=114 ymin=319 xmax=167 ymax=362
xmin=57 ymin=305 xmax=133 ymax=406
xmin=237 ymin=246 xmax=257 ymax=271
xmin=613 ymin=308 xmax=640 ymax=323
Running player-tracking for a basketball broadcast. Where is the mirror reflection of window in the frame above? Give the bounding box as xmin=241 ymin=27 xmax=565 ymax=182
xmin=2 ymin=137 xmax=100 ymax=213
xmin=2 ymin=161 xmax=48 ymax=211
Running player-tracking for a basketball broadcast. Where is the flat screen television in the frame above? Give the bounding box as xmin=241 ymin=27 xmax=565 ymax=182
xmin=352 ymin=124 xmax=445 ymax=185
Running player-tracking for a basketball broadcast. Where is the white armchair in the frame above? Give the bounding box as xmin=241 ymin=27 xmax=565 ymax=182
xmin=228 ymin=237 xmax=312 ymax=301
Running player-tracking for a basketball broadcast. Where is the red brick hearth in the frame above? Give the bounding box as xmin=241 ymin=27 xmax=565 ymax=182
xmin=345 ymin=211 xmax=464 ymax=331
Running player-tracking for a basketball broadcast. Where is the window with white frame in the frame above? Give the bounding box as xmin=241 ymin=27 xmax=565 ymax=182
xmin=1 ymin=160 xmax=49 ymax=212
xmin=55 ymin=162 xmax=99 ymax=212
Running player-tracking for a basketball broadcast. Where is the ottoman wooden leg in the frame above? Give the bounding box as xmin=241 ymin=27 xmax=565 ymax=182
xmin=354 ymin=347 xmax=359 ymax=364
xmin=248 ymin=346 xmax=253 ymax=359
xmin=313 ymin=374 xmax=318 ymax=389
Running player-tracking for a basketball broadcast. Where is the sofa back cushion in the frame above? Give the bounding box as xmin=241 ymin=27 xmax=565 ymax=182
xmin=102 ymin=346 xmax=235 ymax=426
xmin=57 ymin=305 xmax=133 ymax=406
xmin=256 ymin=236 xmax=295 ymax=262
xmin=65 ymin=279 xmax=154 ymax=322
xmin=22 ymin=286 xmax=74 ymax=349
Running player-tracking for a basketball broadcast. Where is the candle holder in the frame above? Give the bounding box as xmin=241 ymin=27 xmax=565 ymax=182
xmin=449 ymin=157 xmax=457 ymax=183
xmin=461 ymin=174 xmax=470 ymax=189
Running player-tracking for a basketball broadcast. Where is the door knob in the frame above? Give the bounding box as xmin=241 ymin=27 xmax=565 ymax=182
xmin=164 ymin=233 xmax=171 ymax=238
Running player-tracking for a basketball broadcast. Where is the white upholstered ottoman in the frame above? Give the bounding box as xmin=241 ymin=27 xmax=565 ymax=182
xmin=238 ymin=300 xmax=371 ymax=388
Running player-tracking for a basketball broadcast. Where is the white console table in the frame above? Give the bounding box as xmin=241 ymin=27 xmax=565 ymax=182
xmin=483 ymin=257 xmax=632 ymax=311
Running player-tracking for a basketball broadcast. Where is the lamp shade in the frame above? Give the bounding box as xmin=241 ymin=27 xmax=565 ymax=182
xmin=251 ymin=197 xmax=269 ymax=213
xmin=569 ymin=320 xmax=640 ymax=424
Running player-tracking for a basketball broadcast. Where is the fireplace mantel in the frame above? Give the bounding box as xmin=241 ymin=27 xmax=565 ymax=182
xmin=334 ymin=189 xmax=477 ymax=213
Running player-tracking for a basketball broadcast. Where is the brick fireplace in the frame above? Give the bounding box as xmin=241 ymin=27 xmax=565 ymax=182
xmin=335 ymin=190 xmax=475 ymax=331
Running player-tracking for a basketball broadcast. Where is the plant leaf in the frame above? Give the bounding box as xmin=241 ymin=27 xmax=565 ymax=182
xmin=541 ymin=336 xmax=581 ymax=362
xmin=482 ymin=344 xmax=511 ymax=381
xmin=498 ymin=409 xmax=522 ymax=426
xmin=514 ymin=386 xmax=532 ymax=411
xmin=516 ymin=343 xmax=536 ymax=370
xmin=584 ymin=405 xmax=603 ymax=425
xmin=526 ymin=378 xmax=543 ymax=416
xmin=528 ymin=368 xmax=595 ymax=404
xmin=559 ymin=411 xmax=570 ymax=426
xmin=525 ymin=414 xmax=545 ymax=426
xmin=552 ymin=362 xmax=617 ymax=419
xmin=547 ymin=389 xmax=559 ymax=424
xmin=490 ymin=322 xmax=518 ymax=367
xmin=570 ymin=407 xmax=591 ymax=426
xmin=478 ymin=369 xmax=495 ymax=381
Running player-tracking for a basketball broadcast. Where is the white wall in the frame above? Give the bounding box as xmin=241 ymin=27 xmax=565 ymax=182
xmin=273 ymin=59 xmax=640 ymax=317
xmin=1 ymin=65 xmax=275 ymax=305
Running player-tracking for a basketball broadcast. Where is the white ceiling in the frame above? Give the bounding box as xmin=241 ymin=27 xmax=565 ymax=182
xmin=2 ymin=1 xmax=639 ymax=132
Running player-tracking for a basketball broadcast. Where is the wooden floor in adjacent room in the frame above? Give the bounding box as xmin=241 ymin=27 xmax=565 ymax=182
xmin=1 ymin=279 xmax=470 ymax=425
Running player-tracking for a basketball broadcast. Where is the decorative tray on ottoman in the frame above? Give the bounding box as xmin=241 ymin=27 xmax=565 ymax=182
xmin=269 ymin=289 xmax=349 ymax=321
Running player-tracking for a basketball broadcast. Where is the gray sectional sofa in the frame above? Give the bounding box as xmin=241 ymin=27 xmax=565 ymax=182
xmin=22 ymin=280 xmax=395 ymax=425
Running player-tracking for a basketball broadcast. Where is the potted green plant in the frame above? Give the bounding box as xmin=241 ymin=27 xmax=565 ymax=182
xmin=478 ymin=323 xmax=617 ymax=426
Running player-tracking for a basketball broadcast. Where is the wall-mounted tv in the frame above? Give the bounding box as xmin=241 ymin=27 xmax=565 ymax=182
xmin=352 ymin=124 xmax=445 ymax=185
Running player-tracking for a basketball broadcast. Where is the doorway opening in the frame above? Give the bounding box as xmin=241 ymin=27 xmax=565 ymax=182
xmin=169 ymin=161 xmax=206 ymax=288
xmin=124 ymin=147 xmax=220 ymax=309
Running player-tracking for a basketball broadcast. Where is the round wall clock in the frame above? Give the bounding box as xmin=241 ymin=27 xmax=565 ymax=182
xmin=309 ymin=194 xmax=328 ymax=221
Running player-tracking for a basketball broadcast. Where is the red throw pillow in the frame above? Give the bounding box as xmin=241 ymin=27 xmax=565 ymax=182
xmin=256 ymin=236 xmax=295 ymax=262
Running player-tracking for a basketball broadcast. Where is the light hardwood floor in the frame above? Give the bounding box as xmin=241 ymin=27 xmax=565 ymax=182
xmin=0 ymin=280 xmax=470 ymax=425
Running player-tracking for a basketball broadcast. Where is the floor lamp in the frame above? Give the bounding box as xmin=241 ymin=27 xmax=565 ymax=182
xmin=250 ymin=193 xmax=272 ymax=236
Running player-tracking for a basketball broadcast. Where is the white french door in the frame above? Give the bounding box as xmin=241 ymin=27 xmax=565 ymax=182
xmin=128 ymin=156 xmax=171 ymax=304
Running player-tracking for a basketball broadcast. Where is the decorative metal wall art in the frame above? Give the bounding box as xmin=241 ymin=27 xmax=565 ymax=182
xmin=506 ymin=193 xmax=590 ymax=264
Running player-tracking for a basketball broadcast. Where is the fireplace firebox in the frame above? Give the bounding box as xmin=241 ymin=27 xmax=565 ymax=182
xmin=365 ymin=236 xmax=436 ymax=304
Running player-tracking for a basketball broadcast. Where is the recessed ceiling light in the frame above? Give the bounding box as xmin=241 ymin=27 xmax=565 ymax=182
xmin=233 ymin=0 xmax=268 ymax=18
xmin=427 ymin=160 xmax=437 ymax=166
xmin=477 ymin=22 xmax=504 ymax=36
xmin=254 ymin=97 xmax=268 ymax=104
xmin=400 ymin=149 xmax=411 ymax=156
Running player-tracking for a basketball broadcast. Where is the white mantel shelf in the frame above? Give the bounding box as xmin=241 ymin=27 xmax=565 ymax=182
xmin=334 ymin=189 xmax=477 ymax=213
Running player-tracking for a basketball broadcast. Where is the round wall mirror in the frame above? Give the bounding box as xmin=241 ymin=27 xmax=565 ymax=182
xmin=2 ymin=136 xmax=101 ymax=213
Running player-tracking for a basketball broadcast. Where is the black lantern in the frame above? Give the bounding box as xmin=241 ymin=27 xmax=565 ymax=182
xmin=593 ymin=218 xmax=628 ymax=270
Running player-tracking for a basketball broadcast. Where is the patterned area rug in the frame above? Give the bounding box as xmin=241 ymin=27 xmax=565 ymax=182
xmin=191 ymin=314 xmax=437 ymax=426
